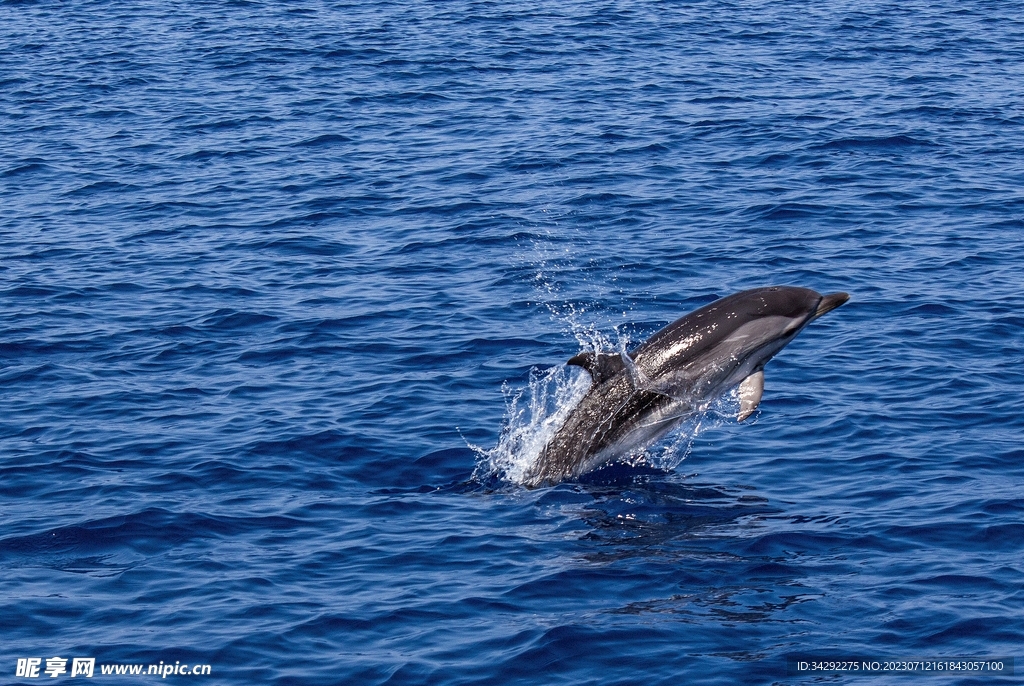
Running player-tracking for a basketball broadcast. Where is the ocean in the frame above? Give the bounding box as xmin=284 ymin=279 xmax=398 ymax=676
xmin=2 ymin=1 xmax=1023 ymax=683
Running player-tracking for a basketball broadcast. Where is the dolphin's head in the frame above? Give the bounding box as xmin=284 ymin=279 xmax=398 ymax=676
xmin=718 ymin=286 xmax=849 ymax=379
xmin=632 ymin=286 xmax=849 ymax=396
xmin=740 ymin=286 xmax=849 ymax=335
xmin=725 ymin=285 xmax=848 ymax=346
xmin=638 ymin=287 xmax=848 ymax=360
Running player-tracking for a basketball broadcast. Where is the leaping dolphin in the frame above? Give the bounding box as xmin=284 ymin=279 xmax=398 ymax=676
xmin=523 ymin=286 xmax=849 ymax=488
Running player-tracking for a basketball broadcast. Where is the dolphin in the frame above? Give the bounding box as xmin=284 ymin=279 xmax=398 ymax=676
xmin=522 ymin=286 xmax=849 ymax=488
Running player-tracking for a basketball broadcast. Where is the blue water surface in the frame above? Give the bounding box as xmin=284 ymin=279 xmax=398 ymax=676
xmin=2 ymin=1 xmax=1023 ymax=684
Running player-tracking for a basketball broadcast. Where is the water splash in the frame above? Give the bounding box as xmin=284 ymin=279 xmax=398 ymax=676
xmin=644 ymin=390 xmax=741 ymax=473
xmin=521 ymin=228 xmax=637 ymax=352
xmin=471 ymin=363 xmax=592 ymax=485
xmin=474 ymin=235 xmax=742 ymax=486
xmin=473 ymin=339 xmax=747 ymax=487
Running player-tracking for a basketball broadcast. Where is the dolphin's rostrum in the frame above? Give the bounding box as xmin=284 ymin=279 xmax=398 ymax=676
xmin=523 ymin=286 xmax=849 ymax=488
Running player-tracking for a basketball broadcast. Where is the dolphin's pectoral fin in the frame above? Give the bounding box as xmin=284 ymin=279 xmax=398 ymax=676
xmin=737 ymin=370 xmax=764 ymax=422
xmin=567 ymin=351 xmax=627 ymax=384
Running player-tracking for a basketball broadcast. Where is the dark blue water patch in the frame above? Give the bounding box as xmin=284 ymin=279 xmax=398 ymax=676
xmin=0 ymin=508 xmax=305 ymax=561
xmin=923 ymin=617 xmax=1023 ymax=647
xmin=744 ymin=202 xmax=832 ymax=221
xmin=387 ymin=448 xmax=478 ymax=488
xmin=575 ymin=462 xmax=672 ymax=488
xmin=243 ymin=429 xmax=350 ymax=462
xmin=813 ymin=135 xmax=936 ymax=152
xmin=2 ymin=285 xmax=63 ymax=298
xmin=194 ymin=309 xmax=276 ymax=330
xmin=2 ymin=160 xmax=51 ymax=176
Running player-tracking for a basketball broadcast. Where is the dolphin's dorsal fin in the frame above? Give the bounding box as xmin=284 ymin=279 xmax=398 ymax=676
xmin=567 ymin=351 xmax=627 ymax=384
xmin=737 ymin=370 xmax=764 ymax=421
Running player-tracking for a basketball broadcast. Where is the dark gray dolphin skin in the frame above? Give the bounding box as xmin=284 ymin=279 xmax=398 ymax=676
xmin=523 ymin=286 xmax=849 ymax=488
